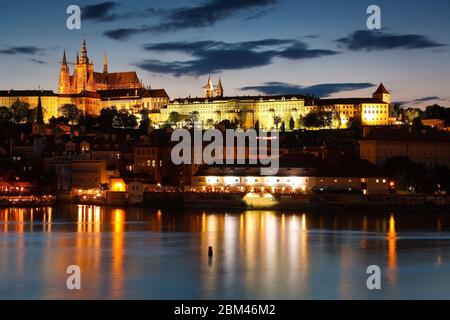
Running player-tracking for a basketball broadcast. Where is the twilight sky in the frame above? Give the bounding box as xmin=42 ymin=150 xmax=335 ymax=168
xmin=0 ymin=0 xmax=449 ymax=108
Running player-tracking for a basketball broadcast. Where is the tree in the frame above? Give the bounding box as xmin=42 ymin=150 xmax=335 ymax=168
xmin=218 ymin=119 xmax=236 ymax=130
xmin=205 ymin=118 xmax=215 ymax=129
xmin=139 ymin=108 xmax=152 ymax=131
xmin=10 ymin=99 xmax=31 ymax=123
xmin=412 ymin=117 xmax=425 ymax=131
xmin=59 ymin=104 xmax=82 ymax=124
xmin=273 ymin=116 xmax=282 ymax=129
xmin=0 ymin=106 xmax=13 ymax=124
xmin=349 ymin=117 xmax=362 ymax=133
xmin=167 ymin=111 xmax=182 ymax=126
xmin=289 ymin=117 xmax=295 ymax=131
xmin=302 ymin=112 xmax=320 ymax=128
xmin=317 ymin=111 xmax=333 ymax=128
xmin=186 ymin=111 xmax=199 ymax=128
xmin=49 ymin=116 xmax=69 ymax=126
xmin=255 ymin=120 xmax=260 ymax=133
xmin=114 ymin=110 xmax=137 ymax=129
xmin=332 ymin=111 xmax=341 ymax=129
xmin=99 ymin=108 xmax=118 ymax=129
xmin=401 ymin=107 xmax=422 ymax=124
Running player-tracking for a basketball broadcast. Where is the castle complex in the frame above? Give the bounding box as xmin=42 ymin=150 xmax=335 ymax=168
xmin=156 ymin=78 xmax=392 ymax=129
xmin=0 ymin=39 xmax=169 ymax=121
xmin=0 ymin=39 xmax=392 ymax=129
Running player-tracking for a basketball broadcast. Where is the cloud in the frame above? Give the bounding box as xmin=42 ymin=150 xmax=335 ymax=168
xmin=29 ymin=58 xmax=46 ymax=65
xmin=240 ymin=82 xmax=376 ymax=97
xmin=0 ymin=46 xmax=43 ymax=55
xmin=336 ymin=30 xmax=445 ymax=51
xmin=413 ymin=96 xmax=440 ymax=103
xmin=136 ymin=39 xmax=338 ymax=76
xmin=82 ymin=2 xmax=158 ymax=22
xmin=395 ymin=96 xmax=442 ymax=106
xmin=82 ymin=2 xmax=118 ymax=21
xmin=104 ymin=0 xmax=277 ymax=40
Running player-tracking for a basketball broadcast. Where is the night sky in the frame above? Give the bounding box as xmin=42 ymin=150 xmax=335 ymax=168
xmin=0 ymin=0 xmax=449 ymax=108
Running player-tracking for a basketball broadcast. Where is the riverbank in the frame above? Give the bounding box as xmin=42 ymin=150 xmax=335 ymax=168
xmin=65 ymin=191 xmax=450 ymax=212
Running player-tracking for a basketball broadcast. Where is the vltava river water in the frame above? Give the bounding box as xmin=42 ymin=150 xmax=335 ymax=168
xmin=0 ymin=205 xmax=449 ymax=299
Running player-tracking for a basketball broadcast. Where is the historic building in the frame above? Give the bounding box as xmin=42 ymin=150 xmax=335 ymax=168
xmin=158 ymin=79 xmax=392 ymax=129
xmin=192 ymin=158 xmax=391 ymax=195
xmin=0 ymin=39 xmax=169 ymax=121
xmin=360 ymin=127 xmax=450 ymax=168
xmin=58 ymin=39 xmax=142 ymax=94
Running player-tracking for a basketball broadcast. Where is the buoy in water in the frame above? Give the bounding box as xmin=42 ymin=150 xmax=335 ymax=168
xmin=208 ymin=246 xmax=213 ymax=257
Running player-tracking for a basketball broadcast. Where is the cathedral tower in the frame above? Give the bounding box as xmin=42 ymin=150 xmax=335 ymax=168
xmin=216 ymin=78 xmax=223 ymax=97
xmin=73 ymin=37 xmax=95 ymax=93
xmin=204 ymin=76 xmax=215 ymax=98
xmin=58 ymin=49 xmax=71 ymax=94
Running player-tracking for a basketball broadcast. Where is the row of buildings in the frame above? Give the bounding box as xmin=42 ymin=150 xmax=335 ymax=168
xmin=0 ymin=39 xmax=393 ymax=129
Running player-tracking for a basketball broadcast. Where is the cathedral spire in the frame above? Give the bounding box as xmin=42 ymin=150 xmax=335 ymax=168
xmin=103 ymin=50 xmax=108 ymax=74
xmin=76 ymin=51 xmax=79 ymax=64
xmin=36 ymin=95 xmax=44 ymax=125
xmin=62 ymin=49 xmax=67 ymax=66
xmin=80 ymin=36 xmax=89 ymax=64
xmin=216 ymin=77 xmax=223 ymax=97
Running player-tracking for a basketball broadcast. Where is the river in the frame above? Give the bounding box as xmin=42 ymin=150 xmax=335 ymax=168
xmin=0 ymin=205 xmax=449 ymax=299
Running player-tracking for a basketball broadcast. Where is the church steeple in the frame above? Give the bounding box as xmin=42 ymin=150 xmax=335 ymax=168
xmin=204 ymin=76 xmax=215 ymax=98
xmin=58 ymin=49 xmax=71 ymax=94
xmin=103 ymin=50 xmax=108 ymax=74
xmin=216 ymin=77 xmax=223 ymax=97
xmin=80 ymin=37 xmax=89 ymax=64
xmin=62 ymin=49 xmax=67 ymax=66
xmin=36 ymin=95 xmax=44 ymax=125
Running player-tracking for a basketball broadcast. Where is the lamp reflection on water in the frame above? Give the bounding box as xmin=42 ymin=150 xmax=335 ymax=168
xmin=387 ymin=214 xmax=397 ymax=287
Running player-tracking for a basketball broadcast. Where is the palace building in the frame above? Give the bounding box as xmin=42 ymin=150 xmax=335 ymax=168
xmin=158 ymin=78 xmax=392 ymax=130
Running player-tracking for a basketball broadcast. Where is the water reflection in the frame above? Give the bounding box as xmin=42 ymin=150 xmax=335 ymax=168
xmin=387 ymin=214 xmax=397 ymax=287
xmin=0 ymin=206 xmax=449 ymax=299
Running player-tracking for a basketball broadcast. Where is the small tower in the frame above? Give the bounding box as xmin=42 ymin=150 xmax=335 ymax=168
xmin=80 ymin=37 xmax=89 ymax=65
xmin=32 ymin=95 xmax=45 ymax=135
xmin=58 ymin=49 xmax=71 ymax=94
xmin=216 ymin=78 xmax=224 ymax=97
xmin=373 ymin=83 xmax=391 ymax=104
xmin=103 ymin=50 xmax=108 ymax=74
xmin=204 ymin=76 xmax=215 ymax=98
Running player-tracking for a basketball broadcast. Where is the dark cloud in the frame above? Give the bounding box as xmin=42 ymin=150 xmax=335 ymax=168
xmin=413 ymin=96 xmax=440 ymax=103
xmin=82 ymin=2 xmax=118 ymax=21
xmin=82 ymin=2 xmax=158 ymax=22
xmin=104 ymin=27 xmax=146 ymax=41
xmin=136 ymin=39 xmax=338 ymax=76
xmin=29 ymin=58 xmax=46 ymax=65
xmin=414 ymin=96 xmax=440 ymax=102
xmin=336 ymin=30 xmax=445 ymax=51
xmin=0 ymin=46 xmax=43 ymax=55
xmin=104 ymin=0 xmax=277 ymax=40
xmin=241 ymin=82 xmax=376 ymax=97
